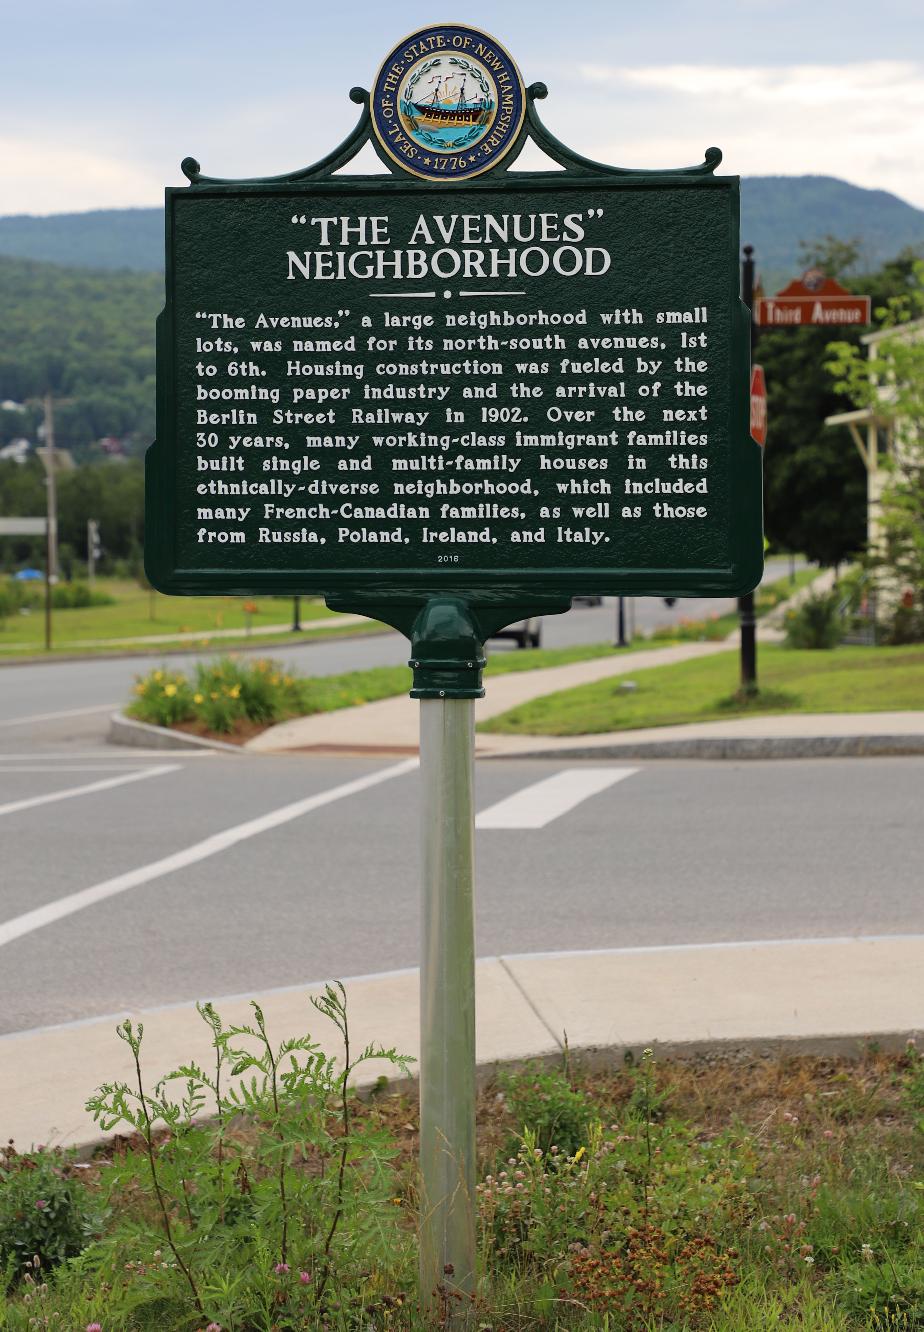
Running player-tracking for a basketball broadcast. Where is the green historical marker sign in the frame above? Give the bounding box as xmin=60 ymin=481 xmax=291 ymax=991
xmin=146 ymin=26 xmax=762 ymax=642
xmin=145 ymin=28 xmax=765 ymax=1319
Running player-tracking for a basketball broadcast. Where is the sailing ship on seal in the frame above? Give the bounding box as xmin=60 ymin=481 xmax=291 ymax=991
xmin=404 ymin=72 xmax=491 ymax=129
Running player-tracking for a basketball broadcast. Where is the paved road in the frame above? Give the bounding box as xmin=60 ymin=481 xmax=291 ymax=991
xmin=0 ymin=747 xmax=918 ymax=1035
xmin=0 ymin=558 xmax=805 ymax=728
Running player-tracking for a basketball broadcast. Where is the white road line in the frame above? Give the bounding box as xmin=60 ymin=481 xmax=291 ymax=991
xmin=0 ymin=764 xmax=180 ymax=819
xmin=0 ymin=752 xmax=217 ymax=760
xmin=476 ymin=767 xmax=638 ymax=829
xmin=0 ymin=757 xmax=419 ymax=949
xmin=0 ymin=765 xmax=146 ymax=774
xmin=0 ymin=704 xmax=118 ymax=728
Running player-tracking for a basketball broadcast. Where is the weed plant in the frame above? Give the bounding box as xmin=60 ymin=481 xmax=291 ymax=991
xmin=1 ymin=1021 xmax=922 ymax=1329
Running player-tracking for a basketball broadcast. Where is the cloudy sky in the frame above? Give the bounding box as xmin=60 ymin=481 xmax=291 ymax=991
xmin=3 ymin=0 xmax=924 ymax=215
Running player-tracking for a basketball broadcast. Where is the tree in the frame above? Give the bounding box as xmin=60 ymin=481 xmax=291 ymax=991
xmin=826 ymin=261 xmax=924 ymax=640
xmin=757 ymin=242 xmax=920 ymax=566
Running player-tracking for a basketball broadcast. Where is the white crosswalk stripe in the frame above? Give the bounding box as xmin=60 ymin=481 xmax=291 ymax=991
xmin=476 ymin=767 xmax=638 ymax=829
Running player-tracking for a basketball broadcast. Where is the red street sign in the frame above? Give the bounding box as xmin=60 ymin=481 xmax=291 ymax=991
xmin=750 ymin=364 xmax=767 ymax=446
xmin=755 ymin=268 xmax=871 ymax=327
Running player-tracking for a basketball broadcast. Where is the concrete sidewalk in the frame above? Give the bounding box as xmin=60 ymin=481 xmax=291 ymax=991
xmin=246 ymin=639 xmax=732 ymax=754
xmin=246 ymin=627 xmax=924 ymax=758
xmin=3 ymin=936 xmax=922 ymax=1151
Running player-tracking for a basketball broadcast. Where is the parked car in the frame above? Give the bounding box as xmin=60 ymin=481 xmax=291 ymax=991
xmin=490 ymin=617 xmax=542 ymax=649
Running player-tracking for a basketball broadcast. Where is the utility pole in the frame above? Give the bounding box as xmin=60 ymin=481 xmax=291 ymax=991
xmin=87 ymin=520 xmax=101 ymax=586
xmin=43 ymin=392 xmax=58 ymax=651
xmin=739 ymin=247 xmax=758 ymax=694
xmin=292 ymin=595 xmax=302 ymax=632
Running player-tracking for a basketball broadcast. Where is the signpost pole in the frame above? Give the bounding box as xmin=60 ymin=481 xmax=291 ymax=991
xmin=419 ymin=696 xmax=477 ymax=1323
xmin=42 ymin=392 xmax=57 ymax=653
xmin=739 ymin=247 xmax=758 ymax=694
xmin=410 ymin=598 xmax=483 ymax=1325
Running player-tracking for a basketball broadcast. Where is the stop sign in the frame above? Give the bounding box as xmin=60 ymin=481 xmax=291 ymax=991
xmin=750 ymin=364 xmax=768 ymax=446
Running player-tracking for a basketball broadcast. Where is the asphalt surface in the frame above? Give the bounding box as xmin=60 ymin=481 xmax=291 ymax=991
xmin=0 ymin=746 xmax=920 ymax=1036
xmin=9 ymin=555 xmax=896 ymax=1043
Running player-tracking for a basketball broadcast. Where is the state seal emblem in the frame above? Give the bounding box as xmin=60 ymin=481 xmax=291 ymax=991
xmin=371 ymin=25 xmax=526 ymax=180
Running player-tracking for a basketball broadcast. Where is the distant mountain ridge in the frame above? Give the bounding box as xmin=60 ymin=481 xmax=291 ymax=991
xmin=0 ymin=207 xmax=163 ymax=273
xmin=0 ymin=177 xmax=922 ymax=284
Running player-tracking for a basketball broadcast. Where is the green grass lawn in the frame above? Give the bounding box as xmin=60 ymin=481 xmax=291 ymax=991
xmin=294 ymin=641 xmax=641 ymax=714
xmin=480 ymin=643 xmax=924 ymax=736
xmin=0 ymin=579 xmax=348 ymax=655
xmin=283 ymin=636 xmax=678 ymax=716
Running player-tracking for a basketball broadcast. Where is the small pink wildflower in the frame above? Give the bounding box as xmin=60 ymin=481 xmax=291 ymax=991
xmin=207 ymin=1324 xmax=223 ymax=1331
xmin=86 ymin=1324 xmax=102 ymax=1332
xmin=274 ymin=1262 xmax=290 ymax=1275
xmin=299 ymin=1270 xmax=311 ymax=1284
xmin=34 ymin=1199 xmax=46 ymax=1210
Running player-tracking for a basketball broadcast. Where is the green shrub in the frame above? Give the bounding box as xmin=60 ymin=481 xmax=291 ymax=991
xmin=129 ymin=667 xmax=196 ymax=726
xmin=883 ymin=599 xmax=924 ymax=646
xmin=784 ymin=590 xmax=842 ymax=649
xmin=128 ymin=657 xmax=303 ymax=734
xmin=0 ymin=581 xmax=26 ymax=626
xmin=499 ymin=1061 xmax=591 ymax=1157
xmin=0 ymin=1143 xmax=99 ymax=1282
xmin=50 ymin=581 xmax=114 ymax=609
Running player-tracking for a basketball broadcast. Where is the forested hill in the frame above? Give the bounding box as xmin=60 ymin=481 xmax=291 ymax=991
xmin=1 ymin=177 xmax=923 ymax=282
xmin=0 ymin=208 xmax=163 ymax=272
xmin=741 ymin=177 xmax=924 ymax=288
xmin=0 ymin=255 xmax=160 ymax=452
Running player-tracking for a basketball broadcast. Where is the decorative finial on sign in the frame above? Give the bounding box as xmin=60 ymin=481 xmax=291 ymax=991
xmin=180 ymin=157 xmax=201 ymax=183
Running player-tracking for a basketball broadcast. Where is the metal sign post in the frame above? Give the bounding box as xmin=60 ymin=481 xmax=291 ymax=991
xmin=87 ymin=519 xmax=101 ymax=585
xmin=418 ymin=695 xmax=477 ymax=1314
xmin=408 ymin=598 xmax=483 ymax=1318
xmin=145 ymin=24 xmax=762 ymax=1319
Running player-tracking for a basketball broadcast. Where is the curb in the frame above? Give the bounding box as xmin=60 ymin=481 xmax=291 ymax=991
xmin=108 ymin=711 xmax=242 ymax=754
xmin=485 ymin=733 xmax=924 ymax=761
xmin=21 ymin=1031 xmax=924 ymax=1161
xmin=5 ymin=935 xmax=922 ymax=1151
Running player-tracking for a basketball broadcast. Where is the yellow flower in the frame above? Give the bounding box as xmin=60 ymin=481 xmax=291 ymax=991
xmin=133 ymin=682 xmax=145 ymax=695
xmin=164 ymin=683 xmax=177 ymax=697
xmin=573 ymin=1146 xmax=586 ymax=1163
xmin=193 ymin=693 xmax=203 ymax=704
xmin=153 ymin=669 xmax=163 ymax=681
xmin=228 ymin=685 xmax=241 ymax=699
